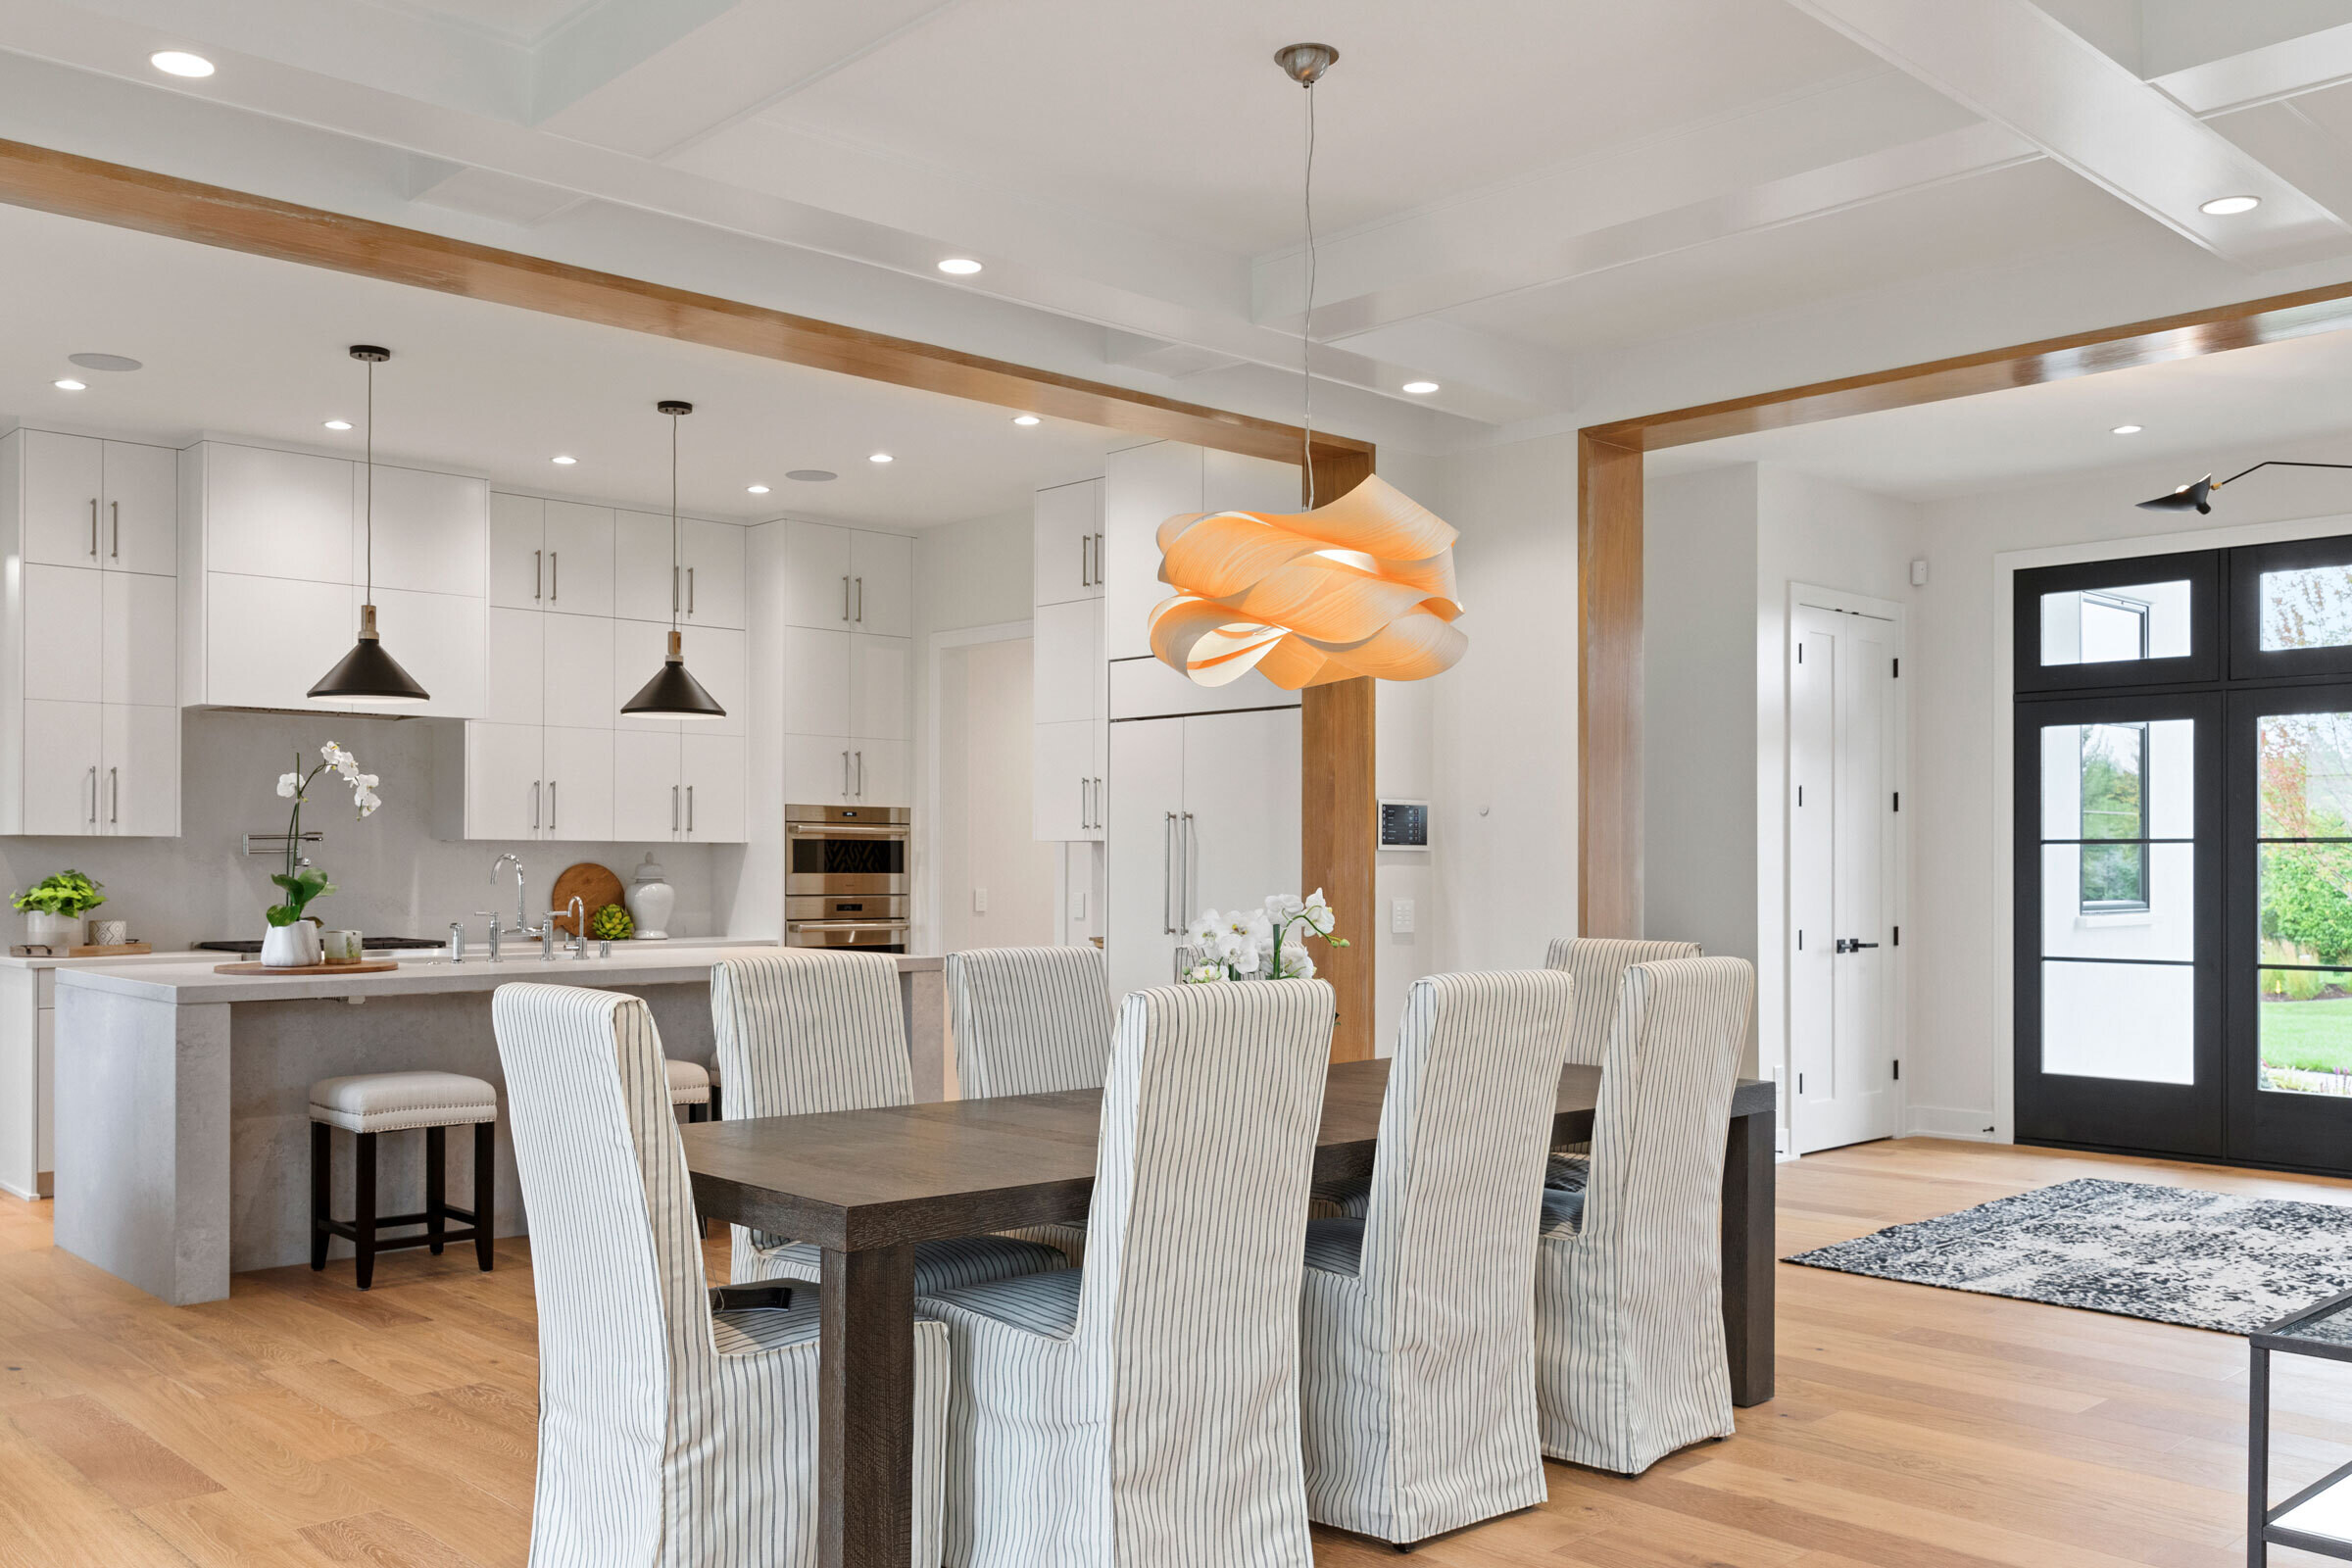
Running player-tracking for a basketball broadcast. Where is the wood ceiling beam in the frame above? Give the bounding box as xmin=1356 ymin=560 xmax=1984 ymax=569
xmin=0 ymin=136 xmax=1371 ymax=470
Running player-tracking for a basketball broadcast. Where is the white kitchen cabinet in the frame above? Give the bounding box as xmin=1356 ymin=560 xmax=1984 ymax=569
xmin=780 ymin=520 xmax=853 ymax=629
xmin=1034 ymin=718 xmax=1100 ymax=841
xmin=613 ymin=733 xmax=682 ymax=840
xmin=849 ymin=738 xmax=908 ymax=807
xmin=23 ymin=566 xmax=102 ymax=704
xmin=693 ymin=626 xmax=748 ymax=738
xmin=102 ymin=704 xmax=177 ymax=836
xmin=22 ymin=429 xmax=105 ymax=569
xmin=483 ymin=607 xmax=544 ymax=726
xmin=782 ymin=626 xmax=850 ymax=737
xmin=203 ymin=444 xmax=353 ymax=583
xmin=544 ymin=612 xmax=613 ymax=731
xmin=851 ymin=634 xmax=910 ymax=742
xmin=1102 ymin=442 xmax=1200 ymax=663
xmin=103 ymin=441 xmax=177 ymax=576
xmin=363 ymin=466 xmax=487 ymax=597
xmin=1106 ymin=713 xmax=1185 ymax=995
xmin=101 ymin=570 xmax=176 ymax=708
xmin=1034 ymin=478 xmax=1104 ymax=608
xmin=202 ymin=575 xmax=348 ymax=710
xmin=544 ymin=502 xmax=615 ymax=616
xmin=849 ymin=529 xmax=911 ymax=637
xmin=542 ymin=726 xmax=614 ymax=841
xmin=683 ymin=518 xmax=745 ymax=629
xmin=488 ymin=493 xmax=546 ymax=610
xmin=465 ymin=722 xmax=543 ymax=840
xmin=614 ymin=510 xmax=676 ymax=623
xmin=785 ymin=737 xmax=853 ymax=810
xmin=367 ymin=587 xmax=483 ymax=720
xmin=682 ymin=734 xmax=747 ymax=840
xmin=22 ymin=701 xmax=100 ymax=835
xmin=1032 ymin=599 xmax=1102 ymax=726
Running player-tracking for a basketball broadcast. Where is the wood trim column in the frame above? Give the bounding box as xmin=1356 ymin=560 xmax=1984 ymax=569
xmin=1579 ymin=432 xmax=1643 ymax=939
xmin=1304 ymin=445 xmax=1379 ymax=1061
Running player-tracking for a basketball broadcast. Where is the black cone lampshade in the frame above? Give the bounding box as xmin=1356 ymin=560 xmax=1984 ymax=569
xmin=622 ymin=399 xmax=726 ymax=721
xmin=2137 ymin=474 xmax=2215 ymax=514
xmin=311 ymin=345 xmax=429 ymax=705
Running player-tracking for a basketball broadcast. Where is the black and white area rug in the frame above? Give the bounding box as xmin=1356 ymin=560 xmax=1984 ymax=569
xmin=1784 ymin=1177 xmax=2352 ymax=1334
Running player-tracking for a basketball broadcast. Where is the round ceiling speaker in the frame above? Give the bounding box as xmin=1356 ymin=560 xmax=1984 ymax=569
xmin=67 ymin=353 xmax=143 ymax=372
xmin=786 ymin=469 xmax=838 ymax=482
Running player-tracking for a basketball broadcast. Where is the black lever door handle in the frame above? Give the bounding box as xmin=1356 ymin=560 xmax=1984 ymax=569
xmin=1835 ymin=939 xmax=1882 ymax=955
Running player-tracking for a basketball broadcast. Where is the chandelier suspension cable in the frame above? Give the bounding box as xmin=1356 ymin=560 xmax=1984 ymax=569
xmin=362 ymin=350 xmax=373 ymax=605
xmin=670 ymin=403 xmax=681 ymax=631
xmin=1300 ymin=68 xmax=1319 ymax=510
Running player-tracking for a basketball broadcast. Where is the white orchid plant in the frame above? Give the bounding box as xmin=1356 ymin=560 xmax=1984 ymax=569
xmin=266 ymin=742 xmax=381 ymax=928
xmin=1183 ymin=890 xmax=1348 ymax=982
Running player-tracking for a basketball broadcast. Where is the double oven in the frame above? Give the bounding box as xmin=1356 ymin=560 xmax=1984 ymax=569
xmin=785 ymin=805 xmax=910 ymax=954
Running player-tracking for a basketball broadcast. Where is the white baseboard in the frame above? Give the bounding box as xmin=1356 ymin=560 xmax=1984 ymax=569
xmin=1907 ymin=1104 xmax=2002 ymax=1141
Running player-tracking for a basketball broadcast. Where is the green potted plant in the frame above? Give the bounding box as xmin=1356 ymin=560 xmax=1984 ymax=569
xmin=13 ymin=870 xmax=105 ymax=948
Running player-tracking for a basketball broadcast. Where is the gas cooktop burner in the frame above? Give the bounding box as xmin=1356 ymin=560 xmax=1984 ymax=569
xmin=193 ymin=936 xmax=448 ymax=956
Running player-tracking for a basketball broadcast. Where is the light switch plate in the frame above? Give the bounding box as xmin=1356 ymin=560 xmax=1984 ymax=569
xmin=1391 ymin=898 xmax=1415 ymax=935
xmin=972 ymin=887 xmax=988 ymax=913
xmin=1073 ymin=892 xmax=1087 ymax=919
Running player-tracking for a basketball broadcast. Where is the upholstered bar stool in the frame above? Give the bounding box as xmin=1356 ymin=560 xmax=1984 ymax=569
xmin=309 ymin=1071 xmax=498 ymax=1291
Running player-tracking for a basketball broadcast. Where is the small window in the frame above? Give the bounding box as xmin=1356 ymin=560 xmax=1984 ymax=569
xmin=2261 ymin=565 xmax=2352 ymax=652
xmin=2080 ymin=721 xmax=2149 ymax=914
xmin=2040 ymin=582 xmax=2189 ymax=667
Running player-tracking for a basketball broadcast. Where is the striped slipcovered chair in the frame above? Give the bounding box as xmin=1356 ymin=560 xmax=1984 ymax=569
xmin=920 ymin=980 xmax=1337 ymax=1568
xmin=1298 ymin=969 xmax=1574 ymax=1547
xmin=1536 ymin=956 xmax=1754 ymax=1475
xmin=491 ymin=981 xmax=951 ymax=1568
xmin=712 ymin=951 xmax=1067 ymax=1294
xmin=1540 ymin=937 xmax=1700 ymax=1185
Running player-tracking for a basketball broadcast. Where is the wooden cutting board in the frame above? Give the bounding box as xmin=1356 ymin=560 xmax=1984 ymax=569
xmin=551 ymin=862 xmax=625 ymax=936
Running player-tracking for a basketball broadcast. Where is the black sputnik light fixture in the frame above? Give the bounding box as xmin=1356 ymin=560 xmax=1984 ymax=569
xmin=621 ymin=400 xmax=726 ymax=720
xmin=2139 ymin=460 xmax=2352 ymax=514
xmin=309 ymin=345 xmax=430 ymax=705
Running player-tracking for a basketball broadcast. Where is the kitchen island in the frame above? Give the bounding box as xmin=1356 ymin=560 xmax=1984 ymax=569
xmin=50 ymin=944 xmax=949 ymax=1305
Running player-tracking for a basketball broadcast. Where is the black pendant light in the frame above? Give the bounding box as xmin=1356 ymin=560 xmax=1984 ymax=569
xmin=2138 ymin=461 xmax=2352 ymax=514
xmin=621 ymin=400 xmax=725 ymax=721
xmin=309 ymin=345 xmax=429 ymax=704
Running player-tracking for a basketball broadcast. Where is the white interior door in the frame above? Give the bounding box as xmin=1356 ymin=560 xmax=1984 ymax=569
xmin=1789 ymin=601 xmax=1901 ymax=1154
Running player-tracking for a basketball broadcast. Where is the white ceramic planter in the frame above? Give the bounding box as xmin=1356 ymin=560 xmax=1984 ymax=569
xmin=260 ymin=921 xmax=321 ymax=968
xmin=24 ymin=911 xmax=82 ymax=948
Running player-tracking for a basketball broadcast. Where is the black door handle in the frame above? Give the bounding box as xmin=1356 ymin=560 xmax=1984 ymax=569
xmin=1835 ymin=939 xmax=1881 ymax=955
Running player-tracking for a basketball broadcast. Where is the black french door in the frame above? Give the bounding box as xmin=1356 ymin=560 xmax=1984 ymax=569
xmin=2016 ymin=537 xmax=2352 ymax=1175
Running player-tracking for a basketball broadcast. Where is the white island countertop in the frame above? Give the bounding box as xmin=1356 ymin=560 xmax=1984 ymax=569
xmin=56 ymin=940 xmax=939 ymax=1004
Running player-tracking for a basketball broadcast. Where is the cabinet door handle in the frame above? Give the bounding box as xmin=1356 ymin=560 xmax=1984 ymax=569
xmin=109 ymin=766 xmax=118 ymax=825
xmin=672 ymin=565 xmax=681 ymax=613
xmin=1095 ymin=532 xmax=1103 ymax=584
xmin=842 ymin=750 xmax=850 ymax=798
xmin=842 ymin=575 xmax=850 ymax=621
xmin=550 ymin=551 xmax=559 ymax=602
xmin=531 ymin=781 xmax=541 ymax=833
xmin=87 ymin=765 xmax=98 ymax=824
xmin=1162 ymin=812 xmax=1179 ymax=933
xmin=1081 ymin=776 xmax=1089 ymax=829
xmin=111 ymin=501 xmax=120 ymax=560
xmin=855 ymin=576 xmax=862 ymax=622
xmin=549 ymin=780 xmax=558 ymax=833
xmin=855 ymin=751 xmax=863 ymax=797
xmin=671 ymin=784 xmax=680 ymax=833
xmin=533 ymin=549 xmax=543 ymax=601
xmin=1080 ymin=533 xmax=1090 ymax=587
xmin=1094 ymin=776 xmax=1103 ymax=831
xmin=688 ymin=566 xmax=695 ymax=613
xmin=88 ymin=499 xmax=97 ymax=559
xmin=1180 ymin=810 xmax=1197 ymax=918
xmin=687 ymin=784 xmax=695 ymax=831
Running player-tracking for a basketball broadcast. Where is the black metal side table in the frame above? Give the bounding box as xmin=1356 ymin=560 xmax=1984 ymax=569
xmin=2250 ymin=1290 xmax=2352 ymax=1564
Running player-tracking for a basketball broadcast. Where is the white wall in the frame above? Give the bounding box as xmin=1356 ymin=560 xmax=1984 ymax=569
xmin=2 ymin=707 xmax=719 ymax=951
xmin=1907 ymin=434 xmax=2352 ymax=1138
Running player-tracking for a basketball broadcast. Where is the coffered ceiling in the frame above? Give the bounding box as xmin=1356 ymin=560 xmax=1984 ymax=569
xmin=9 ymin=1 xmax=2352 ymax=450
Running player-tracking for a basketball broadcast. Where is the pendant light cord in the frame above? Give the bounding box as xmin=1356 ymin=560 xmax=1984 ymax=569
xmin=364 ymin=355 xmax=373 ymax=606
xmin=670 ymin=410 xmax=681 ymax=635
xmin=1301 ymin=72 xmax=1319 ymax=510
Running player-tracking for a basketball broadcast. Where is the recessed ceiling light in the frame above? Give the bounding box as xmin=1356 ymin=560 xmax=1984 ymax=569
xmin=551 ymin=455 xmax=577 ymax=466
xmin=67 ymin=353 xmax=141 ymax=372
xmin=787 ymin=469 xmax=837 ymax=483
xmin=150 ymin=50 xmax=214 ymax=77
xmin=52 ymin=379 xmax=86 ymax=392
xmin=746 ymin=484 xmax=770 ymax=495
xmin=2111 ymin=423 xmax=2143 ymax=435
xmin=1012 ymin=414 xmax=1041 ymax=426
xmin=869 ymin=452 xmax=894 ymax=464
xmin=1401 ymin=380 xmax=1441 ymax=395
xmin=323 ymin=419 xmax=353 ymax=431
xmin=937 ymin=258 xmax=983 ymax=275
xmin=2201 ymin=194 xmax=2260 ymax=216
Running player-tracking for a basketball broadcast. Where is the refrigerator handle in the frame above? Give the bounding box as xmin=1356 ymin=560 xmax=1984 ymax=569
xmin=1162 ymin=811 xmax=1179 ymax=934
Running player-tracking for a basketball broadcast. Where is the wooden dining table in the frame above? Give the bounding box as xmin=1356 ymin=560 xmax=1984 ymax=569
xmin=681 ymin=1060 xmax=1777 ymax=1568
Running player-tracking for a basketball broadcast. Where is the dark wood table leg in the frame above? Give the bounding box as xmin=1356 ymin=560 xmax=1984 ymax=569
xmin=1721 ymin=1106 xmax=1775 ymax=1406
xmin=820 ymin=1242 xmax=916 ymax=1568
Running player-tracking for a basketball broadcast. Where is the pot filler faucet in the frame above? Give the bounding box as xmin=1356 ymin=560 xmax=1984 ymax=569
xmin=487 ymin=854 xmax=540 ymax=939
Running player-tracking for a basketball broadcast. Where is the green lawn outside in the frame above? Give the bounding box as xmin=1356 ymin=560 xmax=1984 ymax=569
xmin=2261 ymin=994 xmax=2352 ymax=1074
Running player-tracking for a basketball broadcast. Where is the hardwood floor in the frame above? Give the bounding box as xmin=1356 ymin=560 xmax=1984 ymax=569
xmin=2 ymin=1138 xmax=2347 ymax=1566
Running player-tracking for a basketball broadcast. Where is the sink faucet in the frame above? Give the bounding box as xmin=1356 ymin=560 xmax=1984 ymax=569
xmin=541 ymin=898 xmax=586 ymax=961
xmin=490 ymin=854 xmax=539 ymax=938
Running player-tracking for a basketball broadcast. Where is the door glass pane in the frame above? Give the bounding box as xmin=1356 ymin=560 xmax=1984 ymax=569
xmin=2039 ymin=581 xmax=2191 ymax=666
xmin=2258 ymin=710 xmax=2352 ymax=1095
xmin=2041 ymin=959 xmax=2195 ymax=1082
xmin=2261 ymin=565 xmax=2352 ymax=652
xmin=2040 ymin=716 xmax=2196 ymax=1081
xmin=2259 ymin=966 xmax=2352 ymax=1096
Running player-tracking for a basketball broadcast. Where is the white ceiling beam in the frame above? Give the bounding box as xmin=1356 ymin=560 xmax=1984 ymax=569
xmin=2152 ymin=21 xmax=2352 ymax=116
xmin=1780 ymin=0 xmax=2352 ymax=268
